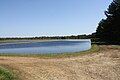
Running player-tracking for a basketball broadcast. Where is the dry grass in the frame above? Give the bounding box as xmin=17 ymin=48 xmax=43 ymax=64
xmin=0 ymin=45 xmax=120 ymax=80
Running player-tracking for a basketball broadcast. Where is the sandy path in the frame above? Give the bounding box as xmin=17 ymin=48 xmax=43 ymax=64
xmin=0 ymin=45 xmax=120 ymax=80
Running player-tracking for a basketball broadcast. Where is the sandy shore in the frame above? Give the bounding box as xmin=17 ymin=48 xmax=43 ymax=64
xmin=0 ymin=45 xmax=120 ymax=80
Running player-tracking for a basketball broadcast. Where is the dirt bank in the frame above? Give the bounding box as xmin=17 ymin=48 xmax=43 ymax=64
xmin=0 ymin=45 xmax=120 ymax=80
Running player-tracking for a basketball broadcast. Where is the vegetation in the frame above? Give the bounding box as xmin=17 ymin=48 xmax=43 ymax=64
xmin=0 ymin=66 xmax=18 ymax=80
xmin=96 ymin=0 xmax=120 ymax=44
xmin=0 ymin=34 xmax=95 ymax=41
xmin=111 ymin=45 xmax=120 ymax=49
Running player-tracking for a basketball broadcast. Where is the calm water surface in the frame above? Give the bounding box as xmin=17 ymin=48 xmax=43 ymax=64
xmin=0 ymin=39 xmax=91 ymax=54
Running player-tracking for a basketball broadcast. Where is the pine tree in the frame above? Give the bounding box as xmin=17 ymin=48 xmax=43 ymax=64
xmin=96 ymin=0 xmax=120 ymax=43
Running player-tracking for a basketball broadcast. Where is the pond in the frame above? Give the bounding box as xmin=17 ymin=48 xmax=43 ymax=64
xmin=0 ymin=39 xmax=91 ymax=54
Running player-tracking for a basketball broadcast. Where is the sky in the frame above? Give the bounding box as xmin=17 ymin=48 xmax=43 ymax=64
xmin=0 ymin=0 xmax=113 ymax=37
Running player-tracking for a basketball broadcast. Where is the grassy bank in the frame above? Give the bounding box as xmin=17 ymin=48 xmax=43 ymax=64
xmin=111 ymin=45 xmax=120 ymax=49
xmin=0 ymin=66 xmax=18 ymax=80
xmin=0 ymin=44 xmax=99 ymax=58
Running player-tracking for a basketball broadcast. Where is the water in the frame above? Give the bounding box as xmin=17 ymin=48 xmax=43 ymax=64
xmin=0 ymin=39 xmax=91 ymax=54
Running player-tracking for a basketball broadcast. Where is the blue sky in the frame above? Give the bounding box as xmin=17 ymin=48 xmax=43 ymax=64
xmin=0 ymin=0 xmax=112 ymax=37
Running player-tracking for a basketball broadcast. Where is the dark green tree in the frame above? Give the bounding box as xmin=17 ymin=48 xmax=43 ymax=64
xmin=96 ymin=0 xmax=120 ymax=43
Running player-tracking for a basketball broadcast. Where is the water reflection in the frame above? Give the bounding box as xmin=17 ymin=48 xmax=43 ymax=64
xmin=0 ymin=39 xmax=91 ymax=54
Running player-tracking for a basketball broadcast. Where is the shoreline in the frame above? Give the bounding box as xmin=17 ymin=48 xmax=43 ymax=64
xmin=0 ymin=44 xmax=98 ymax=58
xmin=0 ymin=45 xmax=119 ymax=80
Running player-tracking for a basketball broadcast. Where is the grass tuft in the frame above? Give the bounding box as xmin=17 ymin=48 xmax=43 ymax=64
xmin=0 ymin=66 xmax=18 ymax=80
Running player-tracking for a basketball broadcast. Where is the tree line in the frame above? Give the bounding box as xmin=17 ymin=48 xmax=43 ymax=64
xmin=96 ymin=0 xmax=120 ymax=44
xmin=0 ymin=34 xmax=95 ymax=40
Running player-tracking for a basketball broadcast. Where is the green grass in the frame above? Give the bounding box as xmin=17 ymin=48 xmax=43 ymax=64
xmin=0 ymin=44 xmax=99 ymax=58
xmin=111 ymin=45 xmax=120 ymax=49
xmin=0 ymin=66 xmax=18 ymax=80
